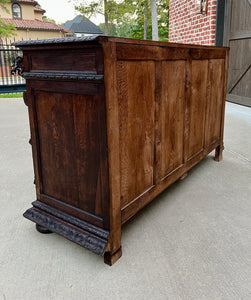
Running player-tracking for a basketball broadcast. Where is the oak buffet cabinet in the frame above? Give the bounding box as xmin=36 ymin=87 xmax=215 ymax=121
xmin=15 ymin=36 xmax=229 ymax=265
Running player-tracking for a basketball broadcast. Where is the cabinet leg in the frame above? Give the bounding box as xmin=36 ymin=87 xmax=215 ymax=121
xmin=104 ymin=247 xmax=122 ymax=266
xmin=36 ymin=224 xmax=53 ymax=234
xmin=215 ymin=144 xmax=224 ymax=162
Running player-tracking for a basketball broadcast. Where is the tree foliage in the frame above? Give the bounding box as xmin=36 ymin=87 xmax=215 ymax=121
xmin=99 ymin=22 xmax=117 ymax=36
xmin=42 ymin=16 xmax=56 ymax=23
xmin=0 ymin=0 xmax=10 ymax=10
xmin=0 ymin=19 xmax=16 ymax=37
xmin=71 ymin=0 xmax=169 ymax=41
xmin=130 ymin=0 xmax=169 ymax=41
xmin=0 ymin=0 xmax=16 ymax=38
xmin=71 ymin=0 xmax=134 ymax=35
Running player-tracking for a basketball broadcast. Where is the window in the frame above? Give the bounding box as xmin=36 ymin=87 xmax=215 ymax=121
xmin=201 ymin=0 xmax=208 ymax=14
xmin=195 ymin=0 xmax=208 ymax=14
xmin=12 ymin=4 xmax=22 ymax=19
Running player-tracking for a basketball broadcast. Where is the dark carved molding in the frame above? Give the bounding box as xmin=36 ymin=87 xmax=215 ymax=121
xmin=23 ymin=207 xmax=108 ymax=255
xmin=13 ymin=35 xmax=100 ymax=47
xmin=33 ymin=201 xmax=109 ymax=239
xmin=22 ymin=71 xmax=104 ymax=82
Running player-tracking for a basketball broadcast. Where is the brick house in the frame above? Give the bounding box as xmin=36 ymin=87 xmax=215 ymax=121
xmin=169 ymin=0 xmax=220 ymax=46
xmin=0 ymin=0 xmax=68 ymax=42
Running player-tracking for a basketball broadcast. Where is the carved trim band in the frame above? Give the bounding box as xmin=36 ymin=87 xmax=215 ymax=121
xmin=22 ymin=72 xmax=104 ymax=81
xmin=23 ymin=207 xmax=108 ymax=255
xmin=33 ymin=200 xmax=108 ymax=239
xmin=13 ymin=35 xmax=100 ymax=47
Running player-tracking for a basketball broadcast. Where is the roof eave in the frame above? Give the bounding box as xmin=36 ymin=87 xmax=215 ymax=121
xmin=15 ymin=27 xmax=65 ymax=32
xmin=11 ymin=0 xmax=38 ymax=6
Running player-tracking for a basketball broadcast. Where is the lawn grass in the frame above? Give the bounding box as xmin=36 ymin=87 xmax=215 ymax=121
xmin=0 ymin=93 xmax=23 ymax=98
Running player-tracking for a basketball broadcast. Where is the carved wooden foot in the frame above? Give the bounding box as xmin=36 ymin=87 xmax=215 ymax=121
xmin=215 ymin=144 xmax=224 ymax=162
xmin=104 ymin=247 xmax=122 ymax=266
xmin=36 ymin=224 xmax=53 ymax=234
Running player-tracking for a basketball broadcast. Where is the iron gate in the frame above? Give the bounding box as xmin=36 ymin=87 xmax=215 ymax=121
xmin=0 ymin=39 xmax=26 ymax=94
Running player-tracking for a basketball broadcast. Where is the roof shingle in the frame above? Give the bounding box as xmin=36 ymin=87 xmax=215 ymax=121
xmin=34 ymin=6 xmax=46 ymax=13
xmin=11 ymin=0 xmax=38 ymax=5
xmin=2 ymin=18 xmax=68 ymax=32
xmin=62 ymin=15 xmax=103 ymax=34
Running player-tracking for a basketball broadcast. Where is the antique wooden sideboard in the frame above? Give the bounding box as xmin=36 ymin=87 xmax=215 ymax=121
xmin=15 ymin=36 xmax=229 ymax=265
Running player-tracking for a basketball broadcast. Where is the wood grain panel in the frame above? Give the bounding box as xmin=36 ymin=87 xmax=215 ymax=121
xmin=185 ymin=60 xmax=208 ymax=160
xmin=116 ymin=43 xmax=189 ymax=60
xmin=116 ymin=44 xmax=225 ymax=61
xmin=30 ymin=50 xmax=97 ymax=72
xmin=72 ymin=93 xmax=107 ymax=216
xmin=30 ymin=80 xmax=101 ymax=96
xmin=102 ymin=40 xmax=122 ymax=254
xmin=190 ymin=49 xmax=226 ymax=60
xmin=117 ymin=61 xmax=155 ymax=207
xmin=205 ymin=59 xmax=225 ymax=146
xmin=35 ymin=91 xmax=108 ymax=220
xmin=158 ymin=60 xmax=185 ymax=179
xmin=122 ymin=139 xmax=222 ymax=224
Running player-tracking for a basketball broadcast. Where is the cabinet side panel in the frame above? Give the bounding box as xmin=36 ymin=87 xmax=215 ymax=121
xmin=36 ymin=92 xmax=78 ymax=206
xmin=35 ymin=90 xmax=108 ymax=221
xmin=72 ymin=93 xmax=107 ymax=217
xmin=185 ymin=60 xmax=208 ymax=160
xmin=205 ymin=59 xmax=225 ymax=146
xmin=160 ymin=60 xmax=185 ymax=178
xmin=117 ymin=61 xmax=155 ymax=207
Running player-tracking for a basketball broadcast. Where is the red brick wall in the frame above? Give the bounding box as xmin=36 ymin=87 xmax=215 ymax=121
xmin=169 ymin=0 xmax=217 ymax=46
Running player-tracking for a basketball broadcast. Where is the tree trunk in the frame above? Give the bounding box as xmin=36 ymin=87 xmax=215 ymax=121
xmin=144 ymin=1 xmax=148 ymax=40
xmin=104 ymin=0 xmax=109 ymax=35
xmin=150 ymin=0 xmax=158 ymax=41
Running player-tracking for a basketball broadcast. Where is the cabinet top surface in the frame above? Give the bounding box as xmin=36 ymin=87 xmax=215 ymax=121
xmin=13 ymin=35 xmax=228 ymax=51
xmin=13 ymin=35 xmax=100 ymax=47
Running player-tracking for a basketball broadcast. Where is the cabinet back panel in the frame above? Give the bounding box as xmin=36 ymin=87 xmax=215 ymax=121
xmin=205 ymin=59 xmax=225 ymax=146
xmin=117 ymin=61 xmax=155 ymax=207
xmin=185 ymin=60 xmax=208 ymax=160
xmin=35 ymin=91 xmax=108 ymax=222
xmin=159 ymin=60 xmax=185 ymax=178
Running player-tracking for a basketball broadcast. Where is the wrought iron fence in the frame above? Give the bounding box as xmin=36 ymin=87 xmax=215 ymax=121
xmin=0 ymin=38 xmax=26 ymax=93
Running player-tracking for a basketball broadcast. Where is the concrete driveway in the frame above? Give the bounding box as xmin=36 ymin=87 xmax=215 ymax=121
xmin=0 ymin=98 xmax=250 ymax=300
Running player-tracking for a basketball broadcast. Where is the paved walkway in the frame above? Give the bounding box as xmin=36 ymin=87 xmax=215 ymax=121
xmin=0 ymin=98 xmax=250 ymax=300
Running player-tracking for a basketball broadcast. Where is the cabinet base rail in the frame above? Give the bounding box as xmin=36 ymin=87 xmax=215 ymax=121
xmin=23 ymin=201 xmax=109 ymax=256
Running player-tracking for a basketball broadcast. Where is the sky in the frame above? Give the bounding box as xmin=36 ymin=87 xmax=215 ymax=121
xmin=37 ymin=0 xmax=104 ymax=25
